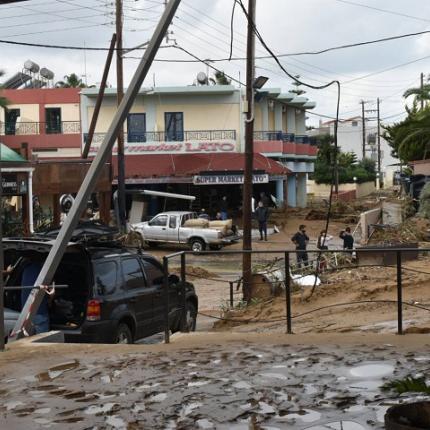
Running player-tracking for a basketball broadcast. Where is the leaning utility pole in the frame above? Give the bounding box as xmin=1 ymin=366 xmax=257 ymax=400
xmin=242 ymin=0 xmax=256 ymax=303
xmin=421 ymin=72 xmax=424 ymax=110
xmin=10 ymin=0 xmax=182 ymax=341
xmin=361 ymin=100 xmax=366 ymax=159
xmin=377 ymin=97 xmax=381 ymax=188
xmin=116 ymin=0 xmax=127 ymax=232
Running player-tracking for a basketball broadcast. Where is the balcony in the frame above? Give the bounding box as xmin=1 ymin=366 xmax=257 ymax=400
xmin=84 ymin=129 xmax=236 ymax=144
xmin=0 ymin=121 xmax=81 ymax=136
xmin=253 ymin=131 xmax=295 ymax=142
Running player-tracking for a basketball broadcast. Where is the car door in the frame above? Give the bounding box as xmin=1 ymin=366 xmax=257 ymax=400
xmin=141 ymin=257 xmax=177 ymax=333
xmin=145 ymin=214 xmax=169 ymax=242
xmin=167 ymin=215 xmax=179 ymax=242
xmin=121 ymin=257 xmax=156 ymax=339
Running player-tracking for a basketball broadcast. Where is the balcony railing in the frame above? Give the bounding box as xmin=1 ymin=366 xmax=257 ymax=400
xmin=84 ymin=129 xmax=237 ymax=144
xmin=0 ymin=121 xmax=81 ymax=136
xmin=253 ymin=131 xmax=296 ymax=142
xmin=295 ymin=135 xmax=310 ymax=144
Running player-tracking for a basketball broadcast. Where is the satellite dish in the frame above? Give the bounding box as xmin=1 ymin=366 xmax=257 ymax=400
xmin=197 ymin=72 xmax=208 ymax=85
xmin=60 ymin=194 xmax=74 ymax=214
xmin=23 ymin=60 xmax=40 ymax=74
xmin=40 ymin=68 xmax=54 ymax=80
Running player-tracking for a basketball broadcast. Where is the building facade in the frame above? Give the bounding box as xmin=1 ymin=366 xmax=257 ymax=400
xmin=81 ymin=85 xmax=317 ymax=208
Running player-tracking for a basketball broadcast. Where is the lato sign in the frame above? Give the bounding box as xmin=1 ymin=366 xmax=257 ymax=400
xmin=87 ymin=140 xmax=236 ymax=156
xmin=193 ymin=174 xmax=269 ymax=185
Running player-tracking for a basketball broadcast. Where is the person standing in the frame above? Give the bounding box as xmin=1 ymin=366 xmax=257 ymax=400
xmin=340 ymin=227 xmax=354 ymax=250
xmin=255 ymin=201 xmax=269 ymax=241
xmin=292 ymin=224 xmax=309 ymax=267
xmin=317 ymin=230 xmax=333 ymax=250
xmin=219 ymin=196 xmax=228 ymax=220
xmin=259 ymin=192 xmax=269 ymax=207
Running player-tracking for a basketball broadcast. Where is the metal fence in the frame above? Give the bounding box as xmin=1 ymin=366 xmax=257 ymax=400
xmin=0 ymin=121 xmax=81 ymax=135
xmin=161 ymin=248 xmax=430 ymax=343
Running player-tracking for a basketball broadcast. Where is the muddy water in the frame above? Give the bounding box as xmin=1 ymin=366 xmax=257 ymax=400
xmin=0 ymin=344 xmax=429 ymax=429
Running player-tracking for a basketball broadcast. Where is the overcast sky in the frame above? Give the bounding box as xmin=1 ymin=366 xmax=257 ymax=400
xmin=1 ymin=0 xmax=430 ymax=127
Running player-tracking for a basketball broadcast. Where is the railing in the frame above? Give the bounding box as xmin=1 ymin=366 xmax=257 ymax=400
xmin=295 ymin=135 xmax=310 ymax=144
xmin=84 ymin=129 xmax=236 ymax=144
xmin=253 ymin=131 xmax=297 ymax=143
xmin=160 ymin=248 xmax=429 ymax=343
xmin=0 ymin=121 xmax=81 ymax=136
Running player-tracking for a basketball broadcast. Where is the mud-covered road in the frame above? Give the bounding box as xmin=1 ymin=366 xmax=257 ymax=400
xmin=0 ymin=334 xmax=429 ymax=429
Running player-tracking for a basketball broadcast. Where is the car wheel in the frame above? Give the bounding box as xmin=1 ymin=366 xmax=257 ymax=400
xmin=209 ymin=244 xmax=222 ymax=251
xmin=147 ymin=241 xmax=158 ymax=248
xmin=180 ymin=301 xmax=197 ymax=332
xmin=115 ymin=323 xmax=133 ymax=344
xmin=190 ymin=239 xmax=205 ymax=252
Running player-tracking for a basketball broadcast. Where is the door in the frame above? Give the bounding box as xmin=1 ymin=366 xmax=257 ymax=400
xmin=141 ymin=257 xmax=175 ymax=332
xmin=127 ymin=113 xmax=146 ymax=142
xmin=165 ymin=112 xmax=184 ymax=141
xmin=5 ymin=109 xmax=20 ymax=135
xmin=45 ymin=108 xmax=62 ymax=134
xmin=121 ymin=257 xmax=155 ymax=338
xmin=167 ymin=215 xmax=179 ymax=242
xmin=145 ymin=214 xmax=169 ymax=241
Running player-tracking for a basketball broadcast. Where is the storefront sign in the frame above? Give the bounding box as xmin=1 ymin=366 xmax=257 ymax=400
xmin=193 ymin=174 xmax=269 ymax=185
xmin=87 ymin=140 xmax=237 ymax=156
xmin=1 ymin=173 xmax=28 ymax=196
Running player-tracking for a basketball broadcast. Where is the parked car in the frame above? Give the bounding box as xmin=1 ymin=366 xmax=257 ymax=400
xmin=2 ymin=238 xmax=198 ymax=344
xmin=133 ymin=211 xmax=240 ymax=252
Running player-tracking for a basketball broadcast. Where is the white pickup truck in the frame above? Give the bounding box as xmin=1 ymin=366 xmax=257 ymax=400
xmin=133 ymin=211 xmax=240 ymax=252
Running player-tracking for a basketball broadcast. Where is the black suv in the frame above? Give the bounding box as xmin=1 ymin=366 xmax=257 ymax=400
xmin=3 ymin=238 xmax=198 ymax=344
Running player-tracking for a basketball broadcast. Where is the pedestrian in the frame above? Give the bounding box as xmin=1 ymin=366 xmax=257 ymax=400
xmin=220 ymin=196 xmax=228 ymax=220
xmin=292 ymin=224 xmax=309 ymax=267
xmin=215 ymin=212 xmax=222 ymax=221
xmin=340 ymin=227 xmax=354 ymax=250
xmin=259 ymin=191 xmax=269 ymax=207
xmin=317 ymin=230 xmax=332 ymax=250
xmin=255 ymin=201 xmax=269 ymax=241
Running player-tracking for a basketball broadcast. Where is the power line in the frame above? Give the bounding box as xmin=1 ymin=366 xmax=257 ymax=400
xmin=334 ymin=0 xmax=430 ymax=24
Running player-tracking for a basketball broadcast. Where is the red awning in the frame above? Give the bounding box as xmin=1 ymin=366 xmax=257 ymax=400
xmin=114 ymin=153 xmax=290 ymax=179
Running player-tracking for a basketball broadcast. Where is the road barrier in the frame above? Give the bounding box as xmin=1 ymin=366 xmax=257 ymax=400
xmin=162 ymin=248 xmax=430 ymax=344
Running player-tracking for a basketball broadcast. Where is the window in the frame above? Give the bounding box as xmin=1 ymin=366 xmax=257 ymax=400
xmin=94 ymin=260 xmax=118 ymax=295
xmin=149 ymin=215 xmax=168 ymax=227
xmin=5 ymin=109 xmax=20 ymax=135
xmin=122 ymin=258 xmax=145 ymax=290
xmin=169 ymin=216 xmax=177 ymax=229
xmin=165 ymin=112 xmax=184 ymax=141
xmin=351 ymin=121 xmax=358 ymax=127
xmin=45 ymin=108 xmax=62 ymax=134
xmin=127 ymin=113 xmax=146 ymax=142
xmin=142 ymin=258 xmax=164 ymax=285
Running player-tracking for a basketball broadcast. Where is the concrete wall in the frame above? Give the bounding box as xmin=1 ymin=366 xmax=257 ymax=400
xmin=360 ymin=207 xmax=382 ymax=244
xmin=307 ymin=180 xmax=376 ymax=198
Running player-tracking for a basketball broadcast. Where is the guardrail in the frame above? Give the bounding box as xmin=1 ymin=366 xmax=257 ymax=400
xmin=84 ymin=129 xmax=237 ymax=144
xmin=161 ymin=247 xmax=429 ymax=343
xmin=0 ymin=121 xmax=81 ymax=136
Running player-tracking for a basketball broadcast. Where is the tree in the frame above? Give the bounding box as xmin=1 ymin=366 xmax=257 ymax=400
xmin=290 ymin=75 xmax=306 ymax=96
xmin=209 ymin=71 xmax=231 ymax=85
xmin=0 ymin=69 xmax=8 ymax=110
xmin=55 ymin=73 xmax=88 ymax=88
xmin=403 ymin=76 xmax=430 ymax=108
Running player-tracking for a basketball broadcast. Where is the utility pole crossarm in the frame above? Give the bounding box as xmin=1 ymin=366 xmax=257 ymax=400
xmin=9 ymin=0 xmax=182 ymax=341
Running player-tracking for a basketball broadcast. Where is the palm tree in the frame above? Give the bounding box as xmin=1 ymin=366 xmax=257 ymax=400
xmin=55 ymin=73 xmax=87 ymax=88
xmin=403 ymin=79 xmax=430 ymax=108
xmin=0 ymin=69 xmax=8 ymax=110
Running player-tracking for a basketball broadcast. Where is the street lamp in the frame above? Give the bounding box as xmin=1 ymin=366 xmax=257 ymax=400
xmin=253 ymin=75 xmax=269 ymax=89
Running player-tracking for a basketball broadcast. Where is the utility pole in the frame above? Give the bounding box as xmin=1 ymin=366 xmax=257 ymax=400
xmin=377 ymin=97 xmax=382 ymax=189
xmin=0 ymin=168 xmax=4 ymax=351
xmin=361 ymin=100 xmax=366 ymax=160
xmin=116 ymin=0 xmax=127 ymax=232
xmin=242 ymin=0 xmax=256 ymax=303
xmin=421 ymin=72 xmax=424 ymax=110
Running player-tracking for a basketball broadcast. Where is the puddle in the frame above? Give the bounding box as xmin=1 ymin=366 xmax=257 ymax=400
xmin=348 ymin=380 xmax=383 ymax=391
xmin=258 ymin=401 xmax=276 ymax=414
xmin=196 ymin=418 xmax=214 ymax=429
xmin=149 ymin=393 xmax=167 ymax=402
xmin=34 ymin=408 xmax=51 ymax=414
xmin=349 ymin=362 xmax=394 ymax=378
xmin=105 ymin=415 xmax=127 ymax=429
xmin=278 ymin=409 xmax=321 ymax=423
xmin=4 ymin=401 xmax=24 ymax=411
xmin=306 ymin=422 xmax=366 ymax=430
xmin=233 ymin=381 xmax=251 ymax=389
xmin=85 ymin=402 xmax=117 ymax=415
xmin=188 ymin=380 xmax=210 ymax=387
xmin=260 ymin=373 xmax=288 ymax=381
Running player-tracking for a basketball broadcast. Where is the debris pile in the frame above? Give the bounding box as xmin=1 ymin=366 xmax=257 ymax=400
xmin=368 ymin=217 xmax=430 ymax=244
xmin=171 ymin=265 xmax=219 ymax=280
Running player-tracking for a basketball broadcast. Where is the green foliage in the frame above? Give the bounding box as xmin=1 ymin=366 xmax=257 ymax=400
xmin=382 ymin=376 xmax=430 ymax=395
xmin=209 ymin=71 xmax=231 ymax=85
xmin=418 ymin=182 xmax=430 ymax=219
xmin=291 ymin=75 xmax=306 ymax=95
xmin=55 ymin=73 xmax=91 ymax=88
xmin=0 ymin=69 xmax=8 ymax=109
xmin=313 ymin=141 xmax=376 ymax=184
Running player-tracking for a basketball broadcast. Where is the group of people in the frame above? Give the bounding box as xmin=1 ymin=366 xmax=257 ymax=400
xmin=291 ymin=224 xmax=355 ymax=267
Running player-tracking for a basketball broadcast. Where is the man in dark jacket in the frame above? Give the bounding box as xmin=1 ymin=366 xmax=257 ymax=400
xmin=255 ymin=201 xmax=269 ymax=241
xmin=340 ymin=226 xmax=354 ymax=250
xmin=292 ymin=224 xmax=309 ymax=267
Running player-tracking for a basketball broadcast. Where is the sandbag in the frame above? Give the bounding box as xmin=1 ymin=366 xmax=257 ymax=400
xmin=209 ymin=219 xmax=232 ymax=229
xmin=209 ymin=224 xmax=228 ymax=235
xmin=184 ymin=218 xmax=209 ymax=228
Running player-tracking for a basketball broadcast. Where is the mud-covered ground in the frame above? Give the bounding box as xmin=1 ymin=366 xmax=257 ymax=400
xmin=0 ymin=334 xmax=429 ymax=429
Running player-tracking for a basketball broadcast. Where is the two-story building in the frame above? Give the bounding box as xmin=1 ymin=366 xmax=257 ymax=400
xmin=81 ymin=85 xmax=317 ymax=210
